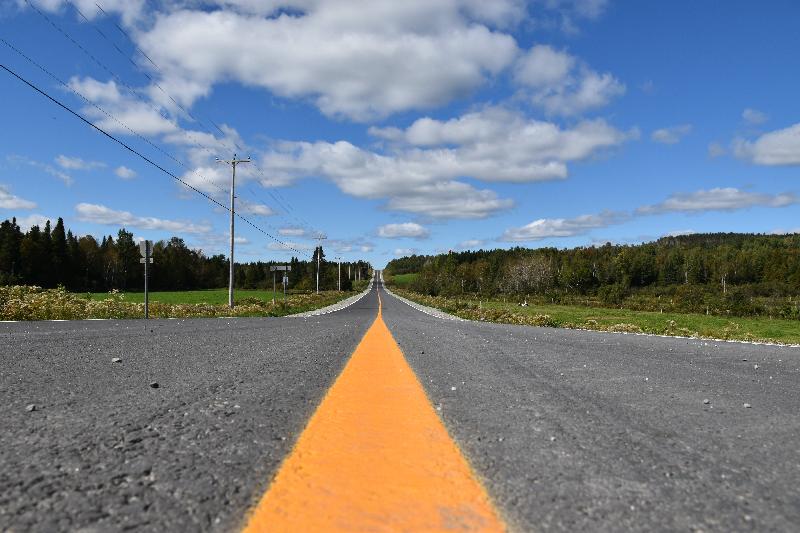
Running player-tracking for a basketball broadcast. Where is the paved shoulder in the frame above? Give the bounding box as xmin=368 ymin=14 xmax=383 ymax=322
xmin=379 ymin=283 xmax=800 ymax=532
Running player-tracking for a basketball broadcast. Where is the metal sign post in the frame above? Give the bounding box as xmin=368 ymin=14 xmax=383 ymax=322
xmin=139 ymin=240 xmax=153 ymax=319
xmin=270 ymin=265 xmax=292 ymax=304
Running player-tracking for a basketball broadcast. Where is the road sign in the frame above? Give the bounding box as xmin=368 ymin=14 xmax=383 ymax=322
xmin=139 ymin=258 xmax=154 ymax=264
xmin=270 ymin=265 xmax=292 ymax=271
xmin=138 ymin=240 xmax=152 ymax=258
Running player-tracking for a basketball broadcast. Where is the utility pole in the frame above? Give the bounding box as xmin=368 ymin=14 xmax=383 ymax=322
xmin=315 ymin=233 xmax=327 ymax=294
xmin=217 ymin=154 xmax=250 ymax=308
xmin=335 ymin=256 xmax=342 ymax=291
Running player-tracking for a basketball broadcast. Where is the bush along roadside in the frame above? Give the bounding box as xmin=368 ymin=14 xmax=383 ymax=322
xmin=0 ymin=285 xmax=357 ymax=321
xmin=390 ymin=288 xmax=800 ymax=345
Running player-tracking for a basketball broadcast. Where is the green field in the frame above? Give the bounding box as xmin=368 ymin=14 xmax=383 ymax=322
xmin=392 ymin=289 xmax=800 ymax=345
xmin=388 ymin=273 xmax=418 ymax=288
xmin=83 ymin=289 xmax=285 ymax=304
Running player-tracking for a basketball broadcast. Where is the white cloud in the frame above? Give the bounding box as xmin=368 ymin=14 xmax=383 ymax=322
xmin=0 ymin=185 xmax=37 ymax=210
xmin=67 ymin=77 xmax=179 ymax=137
xmin=742 ymin=108 xmax=768 ymax=125
xmin=14 ymin=214 xmax=53 ymax=231
xmin=734 ymin=123 xmax=800 ymax=165
xmin=75 ymin=203 xmax=212 ymax=233
xmin=502 ymin=211 xmax=628 ymax=241
xmin=55 ymin=155 xmax=105 ymax=170
xmin=651 ymin=124 xmax=692 ymax=144
xmin=636 ymin=188 xmax=797 ymax=215
xmin=664 ymin=229 xmax=697 ymax=237
xmin=264 ymin=107 xmax=629 ymax=219
xmin=238 ymin=201 xmax=275 ymax=216
xmin=24 ymin=0 xmax=146 ymax=26
xmin=115 ymin=166 xmax=137 ymax=179
xmin=457 ymin=239 xmax=484 ymax=250
xmin=393 ymin=248 xmax=418 ymax=256
xmin=267 ymin=240 xmax=314 ymax=252
xmin=377 ymin=222 xmax=429 ymax=239
xmin=136 ymin=2 xmax=519 ymax=121
xmin=514 ymin=45 xmax=624 ymax=116
xmin=8 ymin=155 xmax=74 ymax=186
xmin=278 ymin=227 xmax=307 ymax=237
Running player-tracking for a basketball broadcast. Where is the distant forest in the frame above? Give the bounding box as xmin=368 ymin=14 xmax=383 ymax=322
xmin=0 ymin=217 xmax=371 ymax=292
xmin=385 ymin=233 xmax=800 ymax=319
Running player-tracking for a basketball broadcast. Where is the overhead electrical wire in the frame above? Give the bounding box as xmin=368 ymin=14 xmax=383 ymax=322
xmin=76 ymin=0 xmax=321 ymax=236
xmin=0 ymin=61 xmax=312 ymax=258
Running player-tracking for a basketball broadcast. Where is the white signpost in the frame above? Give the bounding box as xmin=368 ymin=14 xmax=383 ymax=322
xmin=270 ymin=265 xmax=291 ymax=303
xmin=139 ymin=240 xmax=153 ymax=319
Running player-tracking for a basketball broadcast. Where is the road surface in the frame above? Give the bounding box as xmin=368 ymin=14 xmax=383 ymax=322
xmin=1 ymin=277 xmax=799 ymax=531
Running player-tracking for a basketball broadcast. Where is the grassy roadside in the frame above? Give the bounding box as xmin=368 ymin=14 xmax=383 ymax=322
xmin=390 ymin=287 xmax=800 ymax=345
xmin=82 ymin=289 xmax=285 ymax=305
xmin=0 ymin=285 xmax=362 ymax=321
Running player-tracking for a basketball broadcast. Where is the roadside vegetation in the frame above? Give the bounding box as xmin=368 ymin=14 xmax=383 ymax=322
xmin=384 ymin=233 xmax=800 ymax=344
xmin=389 ymin=288 xmax=800 ymax=345
xmin=0 ymin=285 xmax=367 ymax=321
xmin=0 ymin=217 xmax=371 ymax=294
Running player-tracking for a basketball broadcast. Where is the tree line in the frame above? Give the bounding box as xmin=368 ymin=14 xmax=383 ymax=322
xmin=385 ymin=233 xmax=800 ymax=319
xmin=0 ymin=217 xmax=371 ymax=292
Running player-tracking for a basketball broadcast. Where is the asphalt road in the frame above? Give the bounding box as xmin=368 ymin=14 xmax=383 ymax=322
xmin=2 ymin=278 xmax=799 ymax=532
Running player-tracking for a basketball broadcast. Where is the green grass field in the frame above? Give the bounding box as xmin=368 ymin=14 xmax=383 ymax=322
xmin=83 ymin=289 xmax=285 ymax=305
xmin=388 ymin=273 xmax=418 ymax=288
xmin=392 ymin=289 xmax=800 ymax=345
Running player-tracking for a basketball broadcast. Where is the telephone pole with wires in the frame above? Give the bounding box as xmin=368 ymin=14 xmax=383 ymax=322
xmin=315 ymin=234 xmax=327 ymax=294
xmin=335 ymin=256 xmax=342 ymax=291
xmin=217 ymin=154 xmax=251 ymax=308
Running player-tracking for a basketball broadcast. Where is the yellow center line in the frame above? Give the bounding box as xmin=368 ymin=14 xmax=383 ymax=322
xmin=242 ymin=288 xmax=506 ymax=532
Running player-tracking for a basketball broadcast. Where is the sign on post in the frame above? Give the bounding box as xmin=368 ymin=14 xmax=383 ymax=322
xmin=139 ymin=240 xmax=153 ymax=319
xmin=270 ymin=265 xmax=291 ymax=302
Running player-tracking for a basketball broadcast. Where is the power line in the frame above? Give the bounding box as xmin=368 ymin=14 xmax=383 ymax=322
xmin=0 ymin=62 xmax=311 ymax=258
xmin=73 ymin=0 xmax=320 ymax=235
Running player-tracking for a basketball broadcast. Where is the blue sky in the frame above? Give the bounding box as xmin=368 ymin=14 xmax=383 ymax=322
xmin=1 ymin=0 xmax=799 ymax=268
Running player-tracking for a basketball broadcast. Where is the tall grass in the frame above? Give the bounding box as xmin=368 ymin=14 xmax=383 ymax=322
xmin=0 ymin=286 xmax=355 ymax=321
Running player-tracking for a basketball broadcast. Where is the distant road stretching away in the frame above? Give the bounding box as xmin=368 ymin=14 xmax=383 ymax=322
xmin=2 ymin=276 xmax=799 ymax=531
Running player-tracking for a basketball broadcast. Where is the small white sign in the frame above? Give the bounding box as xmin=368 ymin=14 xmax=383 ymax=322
xmin=139 ymin=258 xmax=154 ymax=264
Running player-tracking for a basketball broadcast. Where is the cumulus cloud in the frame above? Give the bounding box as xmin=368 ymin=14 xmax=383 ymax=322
xmin=502 ymin=211 xmax=628 ymax=241
xmin=514 ymin=45 xmax=624 ymax=116
xmin=55 ymin=155 xmax=105 ymax=170
xmin=0 ymin=185 xmax=37 ymax=210
xmin=377 ymin=222 xmax=429 ymax=239
xmin=502 ymin=186 xmax=796 ymax=242
xmin=733 ymin=123 xmax=800 ymax=165
xmin=75 ymin=202 xmax=211 ymax=233
xmin=278 ymin=227 xmax=307 ymax=237
xmin=237 ymin=201 xmax=275 ymax=216
xmin=651 ymin=124 xmax=692 ymax=145
xmin=742 ymin=108 xmax=768 ymax=125
xmin=457 ymin=239 xmax=484 ymax=250
xmin=135 ymin=1 xmax=519 ymax=121
xmin=24 ymin=0 xmax=146 ymax=26
xmin=67 ymin=77 xmax=179 ymax=137
xmin=636 ymin=188 xmax=797 ymax=215
xmin=267 ymin=240 xmax=313 ymax=252
xmin=393 ymin=247 xmax=418 ymax=256
xmin=14 ymin=214 xmax=53 ymax=231
xmin=262 ymin=108 xmax=632 ymax=218
xmin=115 ymin=166 xmax=137 ymax=179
